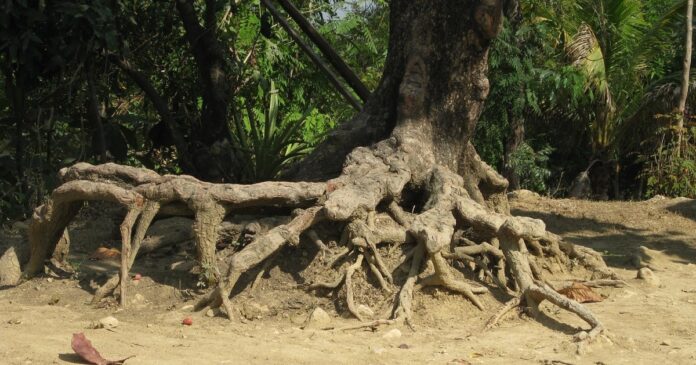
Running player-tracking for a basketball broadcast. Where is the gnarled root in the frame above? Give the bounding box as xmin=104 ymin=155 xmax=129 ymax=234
xmin=22 ymin=136 xmax=614 ymax=344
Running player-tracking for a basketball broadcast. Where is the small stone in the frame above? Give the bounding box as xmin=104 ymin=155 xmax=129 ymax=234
xmin=7 ymin=318 xmax=22 ymax=325
xmin=46 ymin=278 xmax=54 ymax=283
xmin=637 ymin=268 xmax=660 ymax=287
xmin=398 ymin=343 xmax=410 ymax=349
xmin=205 ymin=309 xmax=216 ymax=317
xmin=132 ymin=293 xmax=146 ymax=303
xmin=147 ymin=323 xmax=153 ymax=328
xmin=181 ymin=304 xmax=194 ymax=311
xmin=305 ymin=307 xmax=331 ymax=328
xmin=661 ymin=340 xmax=672 ymax=346
xmin=241 ymin=302 xmax=270 ymax=320
xmin=382 ymin=328 xmax=402 ymax=340
xmin=372 ymin=347 xmax=386 ymax=355
xmin=98 ymin=316 xmax=119 ymax=329
xmin=357 ymin=304 xmax=374 ymax=318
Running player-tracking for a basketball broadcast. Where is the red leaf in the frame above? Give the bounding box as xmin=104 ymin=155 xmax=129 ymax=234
xmin=558 ymin=283 xmax=604 ymax=303
xmin=71 ymin=333 xmax=133 ymax=365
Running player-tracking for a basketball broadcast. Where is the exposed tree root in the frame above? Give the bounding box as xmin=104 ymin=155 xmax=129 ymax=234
xmin=18 ymin=138 xmax=616 ymax=342
xmin=9 ymin=2 xmax=620 ymax=346
xmin=19 ymin=120 xmax=616 ymax=343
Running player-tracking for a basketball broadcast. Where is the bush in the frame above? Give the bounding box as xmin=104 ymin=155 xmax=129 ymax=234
xmin=508 ymin=142 xmax=553 ymax=193
xmin=642 ymin=127 xmax=696 ymax=199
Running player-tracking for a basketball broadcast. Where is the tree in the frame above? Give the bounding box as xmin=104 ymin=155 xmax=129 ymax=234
xmin=564 ymin=0 xmax=688 ymax=198
xmin=14 ymin=0 xmax=618 ymax=342
xmin=676 ymin=0 xmax=693 ymax=155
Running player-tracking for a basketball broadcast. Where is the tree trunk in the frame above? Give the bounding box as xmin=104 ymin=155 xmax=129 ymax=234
xmin=676 ymin=0 xmax=693 ymax=156
xmin=503 ymin=111 xmax=524 ymax=190
xmin=288 ymin=0 xmax=509 ymax=205
xmin=176 ymin=0 xmax=237 ymax=181
xmin=86 ymin=64 xmax=108 ymax=163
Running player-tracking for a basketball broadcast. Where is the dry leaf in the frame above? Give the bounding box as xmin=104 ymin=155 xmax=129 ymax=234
xmin=89 ymin=247 xmax=121 ymax=261
xmin=558 ymin=283 xmax=604 ymax=303
xmin=71 ymin=332 xmax=133 ymax=365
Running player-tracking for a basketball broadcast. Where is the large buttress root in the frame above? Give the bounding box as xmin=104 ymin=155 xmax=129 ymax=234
xmin=20 ymin=141 xmax=614 ymax=342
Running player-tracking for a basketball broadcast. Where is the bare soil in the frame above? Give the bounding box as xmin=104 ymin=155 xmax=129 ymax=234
xmin=2 ymin=194 xmax=696 ymax=365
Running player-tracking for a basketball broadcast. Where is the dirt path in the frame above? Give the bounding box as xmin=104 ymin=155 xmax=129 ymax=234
xmin=2 ymin=195 xmax=696 ymax=364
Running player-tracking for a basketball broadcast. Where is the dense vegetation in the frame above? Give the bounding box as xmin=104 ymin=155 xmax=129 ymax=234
xmin=0 ymin=0 xmax=693 ymax=224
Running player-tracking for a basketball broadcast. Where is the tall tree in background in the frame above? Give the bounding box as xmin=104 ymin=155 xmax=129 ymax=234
xmin=676 ymin=0 xmax=693 ymax=155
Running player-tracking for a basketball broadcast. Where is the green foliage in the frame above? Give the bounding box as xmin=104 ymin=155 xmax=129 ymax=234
xmin=508 ymin=142 xmax=554 ymax=193
xmin=642 ymin=126 xmax=696 ymax=198
xmin=232 ymin=80 xmax=312 ymax=182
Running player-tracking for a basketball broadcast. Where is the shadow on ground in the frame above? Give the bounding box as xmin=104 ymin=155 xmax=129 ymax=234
xmin=512 ymin=208 xmax=696 ymax=269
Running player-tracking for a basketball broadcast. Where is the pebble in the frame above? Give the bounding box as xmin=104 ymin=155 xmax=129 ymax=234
xmin=372 ymin=347 xmax=386 ymax=355
xmin=305 ymin=307 xmax=331 ymax=328
xmin=98 ymin=316 xmax=119 ymax=329
xmin=382 ymin=328 xmax=402 ymax=340
xmin=637 ymin=268 xmax=661 ymax=287
xmin=357 ymin=304 xmax=374 ymax=318
xmin=181 ymin=304 xmax=194 ymax=311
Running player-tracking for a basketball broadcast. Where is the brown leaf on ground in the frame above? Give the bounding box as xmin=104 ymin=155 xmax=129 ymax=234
xmin=71 ymin=332 xmax=133 ymax=365
xmin=558 ymin=283 xmax=604 ymax=303
xmin=89 ymin=247 xmax=121 ymax=261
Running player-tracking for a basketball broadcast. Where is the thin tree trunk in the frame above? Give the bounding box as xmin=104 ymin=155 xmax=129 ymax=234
xmin=676 ymin=0 xmax=693 ymax=156
xmin=86 ymin=65 xmax=107 ymax=162
xmin=503 ymin=111 xmax=524 ymax=190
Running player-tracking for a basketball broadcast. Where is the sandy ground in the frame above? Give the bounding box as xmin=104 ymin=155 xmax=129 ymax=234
xmin=1 ymin=194 xmax=696 ymax=365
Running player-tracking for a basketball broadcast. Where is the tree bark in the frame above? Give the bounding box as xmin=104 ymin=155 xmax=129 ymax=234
xmin=86 ymin=64 xmax=108 ymax=163
xmin=176 ymin=0 xmax=237 ymax=181
xmin=288 ymin=0 xmax=506 ymax=188
xmin=676 ymin=0 xmax=693 ymax=156
xmin=503 ymin=111 xmax=524 ymax=190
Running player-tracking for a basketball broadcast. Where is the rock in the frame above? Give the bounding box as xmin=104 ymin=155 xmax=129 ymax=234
xmin=0 ymin=246 xmax=22 ymax=286
xmin=637 ymin=268 xmax=660 ymax=287
xmin=357 ymin=304 xmax=374 ymax=318
xmin=305 ymin=307 xmax=331 ymax=328
xmin=661 ymin=339 xmax=672 ymax=346
xmin=241 ymin=302 xmax=270 ymax=320
xmin=181 ymin=304 xmax=194 ymax=311
xmin=98 ymin=316 xmax=119 ymax=329
xmin=130 ymin=293 xmax=148 ymax=308
xmin=205 ymin=309 xmax=219 ymax=318
xmin=382 ymin=329 xmax=402 ymax=340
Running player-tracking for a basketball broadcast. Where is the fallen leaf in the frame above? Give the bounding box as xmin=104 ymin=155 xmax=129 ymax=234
xmin=71 ymin=333 xmax=133 ymax=365
xmin=558 ymin=283 xmax=604 ymax=303
xmin=89 ymin=247 xmax=121 ymax=261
